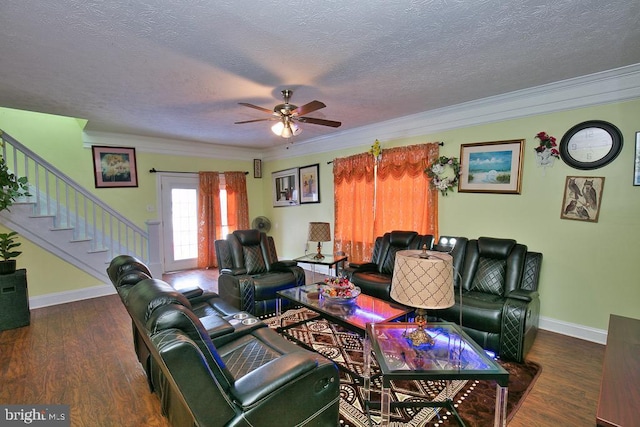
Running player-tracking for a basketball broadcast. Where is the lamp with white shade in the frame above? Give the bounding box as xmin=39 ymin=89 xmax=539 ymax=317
xmin=390 ymin=249 xmax=455 ymax=346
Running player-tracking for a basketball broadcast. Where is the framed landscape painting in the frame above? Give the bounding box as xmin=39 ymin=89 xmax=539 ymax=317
xmin=92 ymin=146 xmax=138 ymax=188
xmin=458 ymin=139 xmax=524 ymax=194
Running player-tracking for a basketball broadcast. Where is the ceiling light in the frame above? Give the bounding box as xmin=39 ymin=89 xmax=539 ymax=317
xmin=271 ymin=120 xmax=303 ymax=138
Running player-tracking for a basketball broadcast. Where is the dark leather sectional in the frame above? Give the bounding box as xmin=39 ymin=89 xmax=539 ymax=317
xmin=347 ymin=233 xmax=542 ymax=363
xmin=107 ymin=255 xmax=339 ymax=427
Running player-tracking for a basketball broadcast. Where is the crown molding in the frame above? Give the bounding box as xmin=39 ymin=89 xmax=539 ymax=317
xmin=82 ymin=130 xmax=256 ymax=160
xmin=264 ymin=63 xmax=640 ymax=160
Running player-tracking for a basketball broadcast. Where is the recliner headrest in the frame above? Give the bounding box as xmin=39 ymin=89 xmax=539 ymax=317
xmin=233 ymin=229 xmax=262 ymax=245
xmin=107 ymin=255 xmax=152 ymax=284
xmin=477 ymin=237 xmax=516 ymax=259
xmin=389 ymin=231 xmax=418 ymax=246
xmin=125 ymin=278 xmax=192 ymax=324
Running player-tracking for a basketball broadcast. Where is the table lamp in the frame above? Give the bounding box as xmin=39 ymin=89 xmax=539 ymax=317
xmin=308 ymin=222 xmax=331 ymax=260
xmin=390 ymin=250 xmax=455 ymax=347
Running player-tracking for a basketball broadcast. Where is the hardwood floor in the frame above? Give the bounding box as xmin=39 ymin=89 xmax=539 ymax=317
xmin=0 ymin=269 xmax=604 ymax=426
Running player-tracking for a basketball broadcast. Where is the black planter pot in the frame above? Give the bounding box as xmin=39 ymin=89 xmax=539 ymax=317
xmin=0 ymin=260 xmax=17 ymax=275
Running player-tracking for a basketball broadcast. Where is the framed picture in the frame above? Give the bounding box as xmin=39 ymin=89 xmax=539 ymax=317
xmin=458 ymin=139 xmax=524 ymax=194
xmin=253 ymin=159 xmax=262 ymax=178
xmin=91 ymin=146 xmax=138 ymax=188
xmin=299 ymin=163 xmax=320 ymax=204
xmin=272 ymin=167 xmax=299 ymax=207
xmin=560 ymin=176 xmax=605 ymax=222
xmin=634 ymin=132 xmax=640 ymax=186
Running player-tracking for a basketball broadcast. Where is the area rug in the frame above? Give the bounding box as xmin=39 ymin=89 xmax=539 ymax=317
xmin=264 ymin=308 xmax=541 ymax=426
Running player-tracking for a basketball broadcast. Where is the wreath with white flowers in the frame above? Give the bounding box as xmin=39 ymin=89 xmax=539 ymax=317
xmin=425 ymin=156 xmax=460 ymax=196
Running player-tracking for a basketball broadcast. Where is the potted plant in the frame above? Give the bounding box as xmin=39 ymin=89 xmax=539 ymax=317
xmin=0 ymin=155 xmax=30 ymax=211
xmin=0 ymin=231 xmax=21 ymax=274
xmin=0 ymin=154 xmax=30 ymax=274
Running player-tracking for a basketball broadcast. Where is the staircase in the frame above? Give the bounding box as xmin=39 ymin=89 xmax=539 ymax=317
xmin=0 ymin=130 xmax=157 ymax=286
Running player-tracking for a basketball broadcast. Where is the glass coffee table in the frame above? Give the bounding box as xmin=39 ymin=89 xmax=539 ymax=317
xmin=276 ymin=284 xmax=412 ymax=380
xmin=276 ymin=284 xmax=411 ymax=333
xmin=364 ymin=322 xmax=509 ymax=427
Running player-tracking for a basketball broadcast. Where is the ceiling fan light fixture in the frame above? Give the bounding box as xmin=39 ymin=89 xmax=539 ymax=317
xmin=271 ymin=121 xmax=285 ymax=136
xmin=281 ymin=124 xmax=293 ymax=138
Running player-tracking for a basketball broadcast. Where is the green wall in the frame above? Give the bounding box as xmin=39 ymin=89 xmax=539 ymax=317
xmin=2 ymin=98 xmax=639 ymax=332
xmin=264 ymin=100 xmax=640 ymax=332
xmin=0 ymin=107 xmax=258 ymax=297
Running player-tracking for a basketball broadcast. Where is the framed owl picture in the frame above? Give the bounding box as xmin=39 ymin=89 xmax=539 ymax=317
xmin=560 ymin=176 xmax=605 ymax=223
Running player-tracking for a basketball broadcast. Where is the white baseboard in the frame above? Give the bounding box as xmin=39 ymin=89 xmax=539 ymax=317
xmin=538 ymin=316 xmax=607 ymax=345
xmin=29 ymin=284 xmax=116 ymax=309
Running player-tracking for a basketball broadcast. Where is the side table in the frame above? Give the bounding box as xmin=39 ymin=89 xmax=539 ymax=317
xmin=294 ymin=253 xmax=347 ymax=281
xmin=364 ymin=322 xmax=509 ymax=427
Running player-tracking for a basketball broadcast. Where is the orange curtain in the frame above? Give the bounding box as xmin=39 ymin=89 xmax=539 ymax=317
xmin=333 ymin=153 xmax=375 ymax=263
xmin=224 ymin=171 xmax=250 ymax=232
xmin=197 ymin=172 xmax=221 ymax=268
xmin=333 ymin=142 xmax=439 ymax=262
xmin=375 ymin=143 xmax=439 ymax=236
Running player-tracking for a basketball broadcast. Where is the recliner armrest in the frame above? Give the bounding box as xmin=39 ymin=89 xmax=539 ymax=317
xmin=271 ymin=260 xmax=297 ymax=270
xmin=199 ymin=315 xmax=236 ymax=339
xmin=179 ymin=286 xmax=204 ymax=299
xmin=506 ymin=289 xmax=539 ymax=302
xmin=350 ymin=262 xmax=377 ymax=272
xmin=221 ymin=268 xmax=248 ymax=276
xmin=231 ymin=353 xmax=318 ymax=407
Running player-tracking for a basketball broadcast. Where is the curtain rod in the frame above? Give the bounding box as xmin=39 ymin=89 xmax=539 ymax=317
xmin=149 ymin=168 xmax=249 ymax=175
xmin=326 ymin=141 xmax=444 ymax=164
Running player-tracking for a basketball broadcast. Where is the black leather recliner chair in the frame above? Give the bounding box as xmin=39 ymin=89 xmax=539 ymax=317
xmin=215 ymin=229 xmax=305 ymax=316
xmin=347 ymin=230 xmax=434 ymax=300
xmin=433 ymin=237 xmax=542 ymax=362
xmin=107 ymin=255 xmax=340 ymax=427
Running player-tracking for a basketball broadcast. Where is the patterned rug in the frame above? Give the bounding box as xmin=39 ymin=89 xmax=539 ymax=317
xmin=264 ymin=308 xmax=541 ymax=427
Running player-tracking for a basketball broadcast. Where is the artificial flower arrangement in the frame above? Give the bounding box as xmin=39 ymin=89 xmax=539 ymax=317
xmin=425 ymin=156 xmax=460 ymax=196
xmin=534 ymin=132 xmax=559 ymax=159
xmin=322 ymin=275 xmax=356 ymax=298
xmin=369 ymin=139 xmax=382 ymax=162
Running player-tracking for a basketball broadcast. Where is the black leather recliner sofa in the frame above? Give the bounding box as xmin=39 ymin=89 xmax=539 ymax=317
xmin=347 ymin=230 xmax=434 ymax=300
xmin=215 ymin=229 xmax=305 ymax=316
xmin=432 ymin=237 xmax=542 ymax=363
xmin=107 ymin=255 xmax=340 ymax=427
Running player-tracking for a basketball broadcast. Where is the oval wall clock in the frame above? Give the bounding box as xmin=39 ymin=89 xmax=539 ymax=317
xmin=559 ymin=120 xmax=623 ymax=170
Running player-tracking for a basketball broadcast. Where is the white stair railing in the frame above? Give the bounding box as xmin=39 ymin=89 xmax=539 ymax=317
xmin=0 ymin=129 xmax=150 ymax=265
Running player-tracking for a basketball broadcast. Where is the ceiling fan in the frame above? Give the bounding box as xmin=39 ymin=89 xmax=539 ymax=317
xmin=234 ymin=89 xmax=342 ymax=138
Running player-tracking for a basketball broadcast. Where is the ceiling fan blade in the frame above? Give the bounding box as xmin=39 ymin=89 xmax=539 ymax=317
xmin=238 ymin=102 xmax=273 ymax=114
xmin=297 ymin=116 xmax=342 ymax=128
xmin=234 ymin=118 xmax=273 ymax=124
xmin=292 ymin=100 xmax=326 ymax=116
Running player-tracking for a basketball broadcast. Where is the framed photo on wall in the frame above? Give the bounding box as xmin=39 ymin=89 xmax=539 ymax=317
xmin=253 ymin=159 xmax=262 ymax=178
xmin=299 ymin=163 xmax=320 ymax=204
xmin=272 ymin=167 xmax=299 ymax=207
xmin=92 ymin=146 xmax=138 ymax=188
xmin=458 ymin=139 xmax=524 ymax=194
xmin=560 ymin=176 xmax=605 ymax=222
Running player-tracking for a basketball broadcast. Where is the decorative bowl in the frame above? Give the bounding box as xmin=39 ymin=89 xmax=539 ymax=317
xmin=320 ymin=283 xmax=361 ymax=303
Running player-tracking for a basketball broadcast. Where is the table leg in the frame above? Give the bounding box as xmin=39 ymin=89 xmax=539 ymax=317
xmin=381 ymin=382 xmax=391 ymax=425
xmin=363 ymin=333 xmax=371 ymax=403
xmin=494 ymin=384 xmax=508 ymax=427
xmin=275 ymin=297 xmax=282 ymax=325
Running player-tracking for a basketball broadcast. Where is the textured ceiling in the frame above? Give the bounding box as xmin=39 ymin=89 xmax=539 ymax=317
xmin=1 ymin=0 xmax=639 ymax=150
